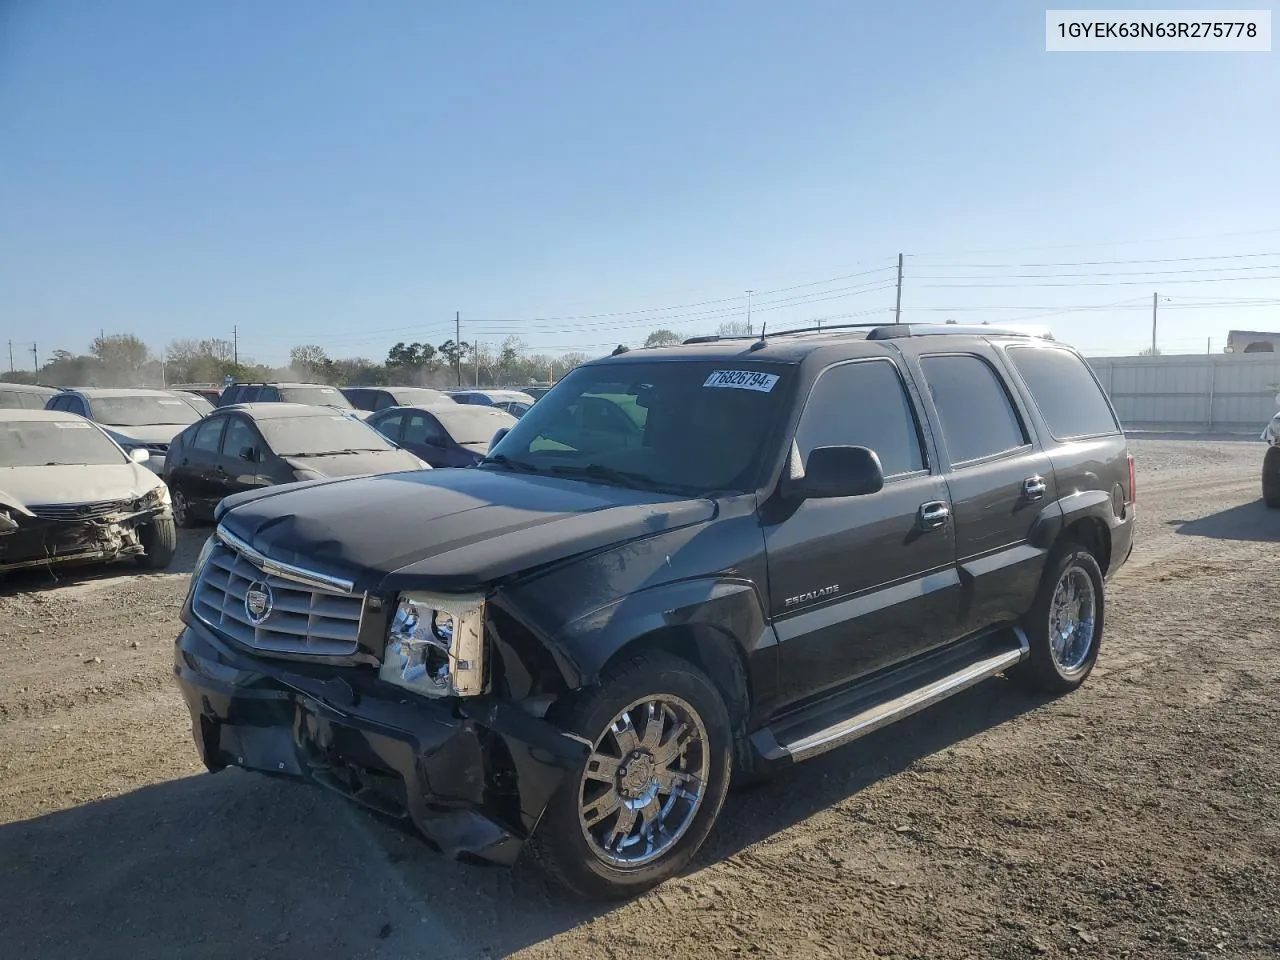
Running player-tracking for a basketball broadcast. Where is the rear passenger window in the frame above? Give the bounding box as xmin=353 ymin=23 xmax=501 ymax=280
xmin=374 ymin=393 xmax=396 ymax=411
xmin=795 ymin=360 xmax=924 ymax=477
xmin=1007 ymin=346 xmax=1118 ymax=439
xmin=920 ymin=355 xmax=1028 ymax=464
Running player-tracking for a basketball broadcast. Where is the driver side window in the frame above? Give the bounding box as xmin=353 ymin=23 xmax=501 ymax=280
xmin=795 ymin=360 xmax=925 ymax=478
xmin=221 ymin=417 xmax=259 ymax=460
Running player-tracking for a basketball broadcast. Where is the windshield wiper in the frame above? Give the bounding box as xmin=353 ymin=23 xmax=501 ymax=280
xmin=549 ymin=463 xmax=672 ymax=492
xmin=478 ymin=453 xmax=541 ymax=473
xmin=287 ymin=449 xmax=382 ymax=457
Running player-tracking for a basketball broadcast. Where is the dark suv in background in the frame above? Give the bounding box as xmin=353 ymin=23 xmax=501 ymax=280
xmin=173 ymin=323 xmax=1134 ymax=900
xmin=217 ymin=382 xmax=353 ymax=410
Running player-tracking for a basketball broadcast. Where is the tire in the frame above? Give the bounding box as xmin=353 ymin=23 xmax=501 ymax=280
xmin=526 ymin=651 xmax=733 ymax=900
xmin=1263 ymin=445 xmax=1280 ymax=509
xmin=1010 ymin=541 xmax=1105 ymax=695
xmin=136 ymin=516 xmax=178 ymax=570
xmin=170 ymin=484 xmax=197 ymax=529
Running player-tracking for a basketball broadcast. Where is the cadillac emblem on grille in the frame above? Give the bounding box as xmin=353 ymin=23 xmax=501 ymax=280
xmin=244 ymin=581 xmax=274 ymax=625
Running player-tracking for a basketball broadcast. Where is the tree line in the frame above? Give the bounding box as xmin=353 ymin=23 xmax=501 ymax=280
xmin=2 ymin=334 xmax=594 ymax=390
xmin=2 ymin=320 xmax=753 ymax=390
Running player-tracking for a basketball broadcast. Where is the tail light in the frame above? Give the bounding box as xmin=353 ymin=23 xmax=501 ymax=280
xmin=1126 ymin=453 xmax=1136 ymax=505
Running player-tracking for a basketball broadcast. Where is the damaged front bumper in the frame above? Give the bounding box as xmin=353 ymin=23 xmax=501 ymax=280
xmin=0 ymin=505 xmax=167 ymax=573
xmin=173 ymin=618 xmax=587 ymax=865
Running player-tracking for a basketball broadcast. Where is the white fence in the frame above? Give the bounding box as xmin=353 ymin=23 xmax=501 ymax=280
xmin=1086 ymin=353 xmax=1280 ymax=434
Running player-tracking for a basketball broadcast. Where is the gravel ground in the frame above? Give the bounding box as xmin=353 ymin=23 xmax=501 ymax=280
xmin=0 ymin=437 xmax=1276 ymax=960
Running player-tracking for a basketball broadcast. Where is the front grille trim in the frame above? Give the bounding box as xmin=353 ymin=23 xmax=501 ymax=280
xmin=192 ymin=530 xmax=365 ymax=657
xmin=28 ymin=499 xmax=136 ymax=521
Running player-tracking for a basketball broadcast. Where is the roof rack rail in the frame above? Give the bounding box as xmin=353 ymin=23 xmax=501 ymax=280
xmin=682 ymin=322 xmax=884 ymax=345
xmin=866 ymin=323 xmax=1053 ymax=341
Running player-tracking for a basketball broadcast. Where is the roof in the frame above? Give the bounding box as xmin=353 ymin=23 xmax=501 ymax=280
xmin=1226 ymin=330 xmax=1280 ymax=340
xmin=228 ymin=381 xmax=336 ymax=388
xmin=64 ymin=387 xmax=188 ymax=398
xmin=0 ymin=382 xmax=59 ymax=395
xmin=590 ymin=322 xmax=1054 ymax=366
xmin=0 ymin=408 xmax=90 ymax=423
xmin=213 ymin=402 xmax=350 ymax=420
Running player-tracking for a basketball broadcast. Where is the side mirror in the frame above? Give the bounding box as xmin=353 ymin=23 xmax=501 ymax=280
xmin=489 ymin=427 xmax=510 ymax=453
xmin=238 ymin=446 xmax=257 ymax=463
xmin=129 ymin=447 xmax=150 ymax=464
xmin=787 ymin=445 xmax=884 ymax=500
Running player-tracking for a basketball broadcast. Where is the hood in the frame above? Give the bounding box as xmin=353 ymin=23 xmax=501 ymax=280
xmin=217 ymin=467 xmax=715 ymax=593
xmin=0 ymin=463 xmax=163 ymax=512
xmin=101 ymin=423 xmax=188 ymax=446
xmin=282 ymin=449 xmax=424 ymax=478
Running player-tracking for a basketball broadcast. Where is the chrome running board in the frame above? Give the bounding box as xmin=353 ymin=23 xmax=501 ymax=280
xmin=752 ymin=628 xmax=1029 ymax=763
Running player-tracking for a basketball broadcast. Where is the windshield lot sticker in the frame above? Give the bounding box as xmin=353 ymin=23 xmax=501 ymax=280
xmin=703 ymin=370 xmax=779 ymax=392
xmin=53 ymin=422 xmax=92 ymax=428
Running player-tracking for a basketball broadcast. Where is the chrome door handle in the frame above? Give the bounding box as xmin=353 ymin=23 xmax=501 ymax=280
xmin=1023 ymin=476 xmax=1047 ymax=501
xmin=918 ymin=501 xmax=950 ymax=529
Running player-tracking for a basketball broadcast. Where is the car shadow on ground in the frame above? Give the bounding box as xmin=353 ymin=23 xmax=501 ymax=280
xmin=0 ymin=528 xmax=206 ymax=596
xmin=1170 ymin=500 xmax=1280 ymax=542
xmin=0 ymin=676 xmax=1045 ymax=960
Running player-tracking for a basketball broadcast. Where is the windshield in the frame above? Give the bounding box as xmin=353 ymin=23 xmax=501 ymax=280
xmin=0 ymin=420 xmax=128 ymax=467
xmin=432 ymin=407 xmax=516 ymax=445
xmin=257 ymin=414 xmax=395 ymax=456
xmin=392 ymin=388 xmax=450 ymax=404
xmin=278 ymin=386 xmax=353 ymax=409
xmin=179 ymin=393 xmax=215 ymax=415
xmin=88 ymin=395 xmax=203 ymax=427
xmin=489 ymin=361 xmax=790 ymax=494
xmin=0 ymin=389 xmax=54 ymax=410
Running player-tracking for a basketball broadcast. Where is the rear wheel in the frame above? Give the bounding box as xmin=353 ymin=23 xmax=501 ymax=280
xmin=1011 ymin=542 xmax=1104 ymax=694
xmin=171 ymin=484 xmax=197 ymax=528
xmin=136 ymin=516 xmax=177 ymax=570
xmin=1263 ymin=445 xmax=1280 ymax=509
xmin=526 ymin=651 xmax=733 ymax=900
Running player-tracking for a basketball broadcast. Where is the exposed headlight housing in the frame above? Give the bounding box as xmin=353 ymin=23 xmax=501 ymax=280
xmin=380 ymin=592 xmax=487 ymax=697
xmin=136 ymin=484 xmax=170 ymax=510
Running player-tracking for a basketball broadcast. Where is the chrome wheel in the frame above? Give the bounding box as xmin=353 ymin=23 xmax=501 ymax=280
xmin=1049 ymin=566 xmax=1097 ymax=675
xmin=578 ymin=695 xmax=709 ymax=868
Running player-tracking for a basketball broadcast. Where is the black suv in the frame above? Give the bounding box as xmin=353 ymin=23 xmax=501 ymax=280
xmin=173 ymin=324 xmax=1135 ymax=899
xmin=217 ymin=382 xmax=352 ymax=410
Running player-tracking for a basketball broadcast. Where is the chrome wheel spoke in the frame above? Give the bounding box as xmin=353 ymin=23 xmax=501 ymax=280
xmin=584 ymin=752 xmax=620 ymax=784
xmin=581 ymin=789 xmax=621 ymax=825
xmin=639 ymin=700 xmax=665 ymax=751
xmin=604 ymin=804 xmax=638 ymax=851
xmin=653 ymin=722 xmax=692 ymax=766
xmin=1048 ymin=567 xmax=1097 ymax=674
xmin=611 ymin=712 xmax=640 ymax=755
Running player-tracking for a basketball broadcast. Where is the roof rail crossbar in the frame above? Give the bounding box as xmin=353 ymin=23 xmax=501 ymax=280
xmin=866 ymin=323 xmax=1053 ymax=341
xmin=682 ymin=322 xmax=886 ymax=345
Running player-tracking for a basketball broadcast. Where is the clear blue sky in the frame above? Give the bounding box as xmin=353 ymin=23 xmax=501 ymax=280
xmin=2 ymin=1 xmax=1277 ymax=367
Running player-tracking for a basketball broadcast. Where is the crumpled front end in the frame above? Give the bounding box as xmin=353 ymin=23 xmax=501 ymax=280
xmin=0 ymin=499 xmax=168 ymax=573
xmin=173 ymin=616 xmax=585 ymax=865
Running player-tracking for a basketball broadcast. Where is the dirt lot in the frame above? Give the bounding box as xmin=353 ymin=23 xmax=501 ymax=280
xmin=1 ymin=437 xmax=1277 ymax=960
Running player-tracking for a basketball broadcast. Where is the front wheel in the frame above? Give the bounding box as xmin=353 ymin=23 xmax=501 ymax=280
xmin=1011 ymin=542 xmax=1105 ymax=694
xmin=136 ymin=516 xmax=178 ymax=570
xmin=526 ymin=651 xmax=733 ymax=900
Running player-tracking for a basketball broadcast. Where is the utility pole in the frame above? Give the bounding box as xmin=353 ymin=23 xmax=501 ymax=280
xmin=1151 ymin=292 xmax=1158 ymax=355
xmin=894 ymin=253 xmax=904 ymax=324
xmin=31 ymin=343 xmax=38 ymax=372
xmin=455 ymin=311 xmax=461 ymax=387
xmin=7 ymin=340 xmax=12 ymax=373
xmin=474 ymin=342 xmax=481 ymax=387
xmin=745 ymin=290 xmax=754 ymax=335
xmin=233 ymin=325 xmax=239 ymax=366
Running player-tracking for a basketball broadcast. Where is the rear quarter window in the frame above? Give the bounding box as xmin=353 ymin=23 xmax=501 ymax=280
xmin=1006 ymin=346 xmax=1119 ymax=440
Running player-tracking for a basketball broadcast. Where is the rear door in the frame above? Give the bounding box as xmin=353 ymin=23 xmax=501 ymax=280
xmin=764 ymin=357 xmax=960 ymax=707
xmin=369 ymin=410 xmax=406 ymax=446
xmin=402 ymin=410 xmax=455 ymax=465
xmin=904 ymin=345 xmax=1058 ymax=634
xmin=176 ymin=416 xmax=227 ymax=516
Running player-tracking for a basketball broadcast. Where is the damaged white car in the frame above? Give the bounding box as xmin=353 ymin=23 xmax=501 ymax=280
xmin=0 ymin=410 xmax=177 ymax=574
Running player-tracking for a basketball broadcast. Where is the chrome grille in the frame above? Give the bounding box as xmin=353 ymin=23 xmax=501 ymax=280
xmin=193 ymin=540 xmax=363 ymax=656
xmin=28 ymin=499 xmax=135 ymax=521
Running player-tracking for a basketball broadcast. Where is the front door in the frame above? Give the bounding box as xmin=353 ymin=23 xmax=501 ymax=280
xmin=211 ymin=415 xmax=264 ymax=504
xmin=908 ymin=348 xmax=1058 ymax=633
xmin=763 ymin=357 xmax=961 ymax=709
xmin=178 ymin=417 xmax=227 ymax=518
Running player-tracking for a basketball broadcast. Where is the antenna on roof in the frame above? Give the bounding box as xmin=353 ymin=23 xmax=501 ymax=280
xmin=749 ymin=323 xmax=768 ymax=352
xmin=611 ymin=344 xmax=629 ymax=356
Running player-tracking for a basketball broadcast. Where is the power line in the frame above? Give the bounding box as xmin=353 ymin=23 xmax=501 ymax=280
xmin=909 ymin=250 xmax=1280 ymax=269
xmin=911 ymin=261 xmax=1280 ymax=280
xmin=919 ymin=273 xmax=1280 ymax=289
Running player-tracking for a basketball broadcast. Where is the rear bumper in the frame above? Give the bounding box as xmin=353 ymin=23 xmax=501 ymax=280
xmin=1107 ymin=507 xmax=1136 ymax=581
xmin=173 ymin=619 xmax=586 ymax=865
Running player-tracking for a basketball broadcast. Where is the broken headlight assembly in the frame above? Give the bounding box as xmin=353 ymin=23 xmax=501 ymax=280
xmin=135 ymin=485 xmax=170 ymax=511
xmin=379 ymin=592 xmax=487 ymax=697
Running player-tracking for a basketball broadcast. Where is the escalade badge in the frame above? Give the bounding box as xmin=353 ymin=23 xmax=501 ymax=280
xmin=244 ymin=581 xmax=274 ymax=625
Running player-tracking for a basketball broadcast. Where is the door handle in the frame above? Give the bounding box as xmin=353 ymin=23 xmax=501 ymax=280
xmin=1023 ymin=476 xmax=1047 ymax=501
xmin=918 ymin=501 xmax=950 ymax=530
